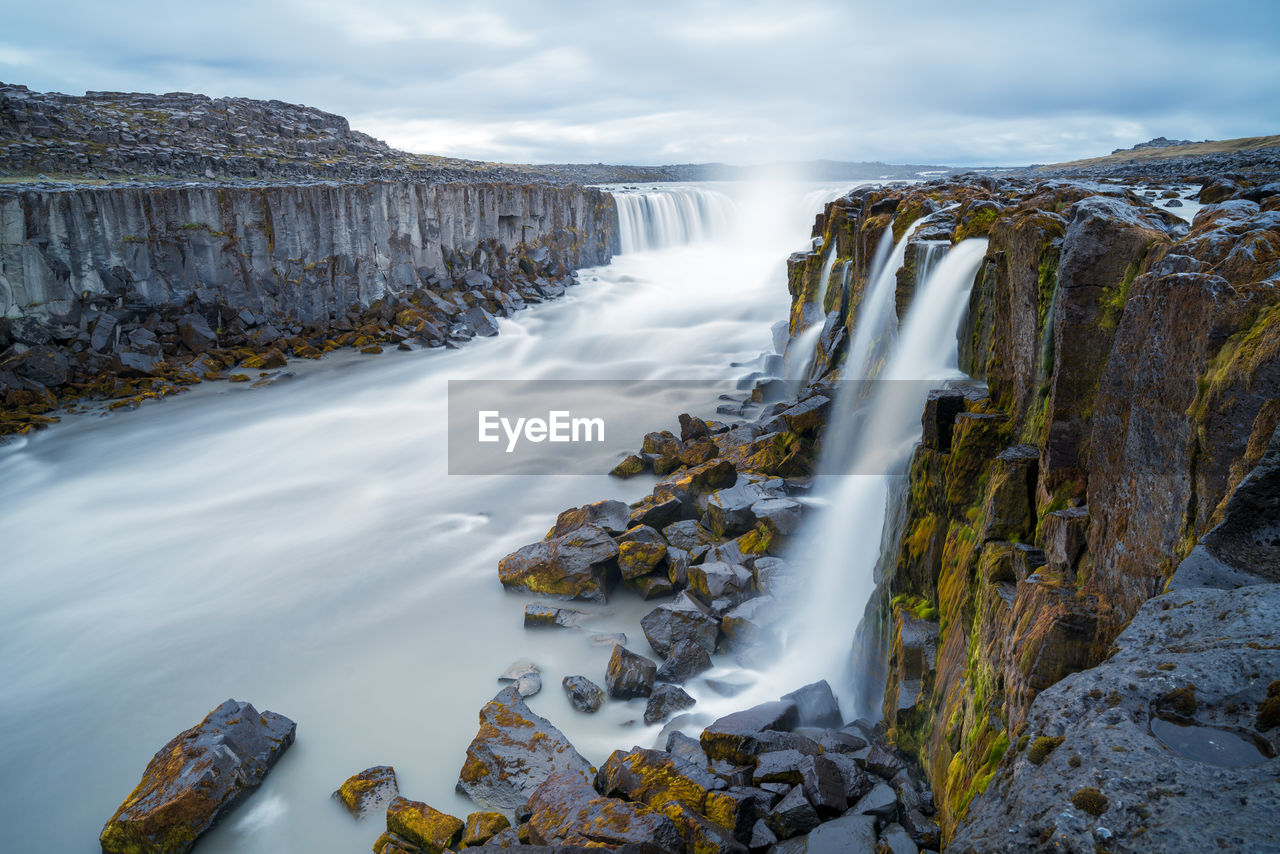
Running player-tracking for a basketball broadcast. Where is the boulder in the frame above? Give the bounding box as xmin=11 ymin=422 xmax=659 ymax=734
xmin=660 ymin=800 xmax=747 ymax=854
xmin=456 ymin=686 xmax=593 ymax=810
xmin=663 ymin=519 xmax=721 ymax=557
xmin=644 ymin=684 xmax=696 ymax=725
xmin=497 ymin=523 xmax=619 ymax=602
xmin=700 ymin=700 xmax=800 ymax=765
xmin=687 ymin=562 xmax=754 ymax=607
xmin=523 ymin=603 xmax=584 ymax=628
xmin=749 ymin=497 xmax=804 ymax=535
xmin=597 ymin=746 xmax=721 ymax=812
xmin=705 ymin=482 xmax=765 ymax=537
xmin=562 ymin=675 xmax=605 ymax=713
xmin=878 ymin=822 xmax=919 ymax=854
xmin=656 ymin=639 xmax=713 ymax=683
xmin=461 ymin=811 xmax=511 ymax=847
xmin=606 ymin=644 xmax=657 ymax=699
xmin=384 ymin=797 xmax=463 ymax=854
xmin=6 ymin=345 xmax=69 ymax=386
xmin=850 ymin=781 xmax=898 ymax=819
xmin=99 ymin=699 xmax=295 ymax=854
xmin=549 ymin=500 xmax=631 ymax=537
xmin=333 ymin=765 xmax=398 ymax=819
xmin=800 ymin=813 xmax=878 ymax=853
xmin=781 ymin=681 xmax=843 ymax=728
xmin=766 ymin=785 xmax=820 ymax=839
xmin=752 ymin=749 xmax=806 ymax=785
xmin=618 ymin=540 xmax=667 ymax=580
xmin=177 ymin=314 xmax=217 ymax=352
xmin=524 ymin=770 xmax=685 ymax=850
xmin=798 ymin=755 xmax=847 ymax=816
xmin=641 ymin=592 xmax=720 ymax=658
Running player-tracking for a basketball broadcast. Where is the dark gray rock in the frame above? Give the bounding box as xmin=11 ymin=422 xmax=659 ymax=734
xmin=781 ymin=681 xmax=843 ymax=728
xmin=752 ymin=749 xmax=806 ymax=785
xmin=850 ymin=781 xmax=898 ymax=819
xmin=766 ymin=786 xmax=820 ymax=839
xmin=99 ymin=699 xmax=295 ymax=854
xmin=497 ymin=523 xmax=619 ymax=602
xmin=177 ymin=313 xmax=216 ymax=352
xmin=952 ymin=584 xmax=1280 ymax=853
xmin=5 ymin=345 xmax=68 ymax=386
xmin=798 ymin=755 xmax=847 ymax=816
xmin=641 ymin=592 xmax=720 ymax=658
xmin=799 ymin=813 xmax=878 ymax=853
xmin=700 ymin=700 xmax=800 ymax=765
xmin=656 ymin=638 xmax=713 ymax=683
xmin=562 ymin=676 xmax=605 ymax=713
xmin=457 ymin=686 xmax=593 ymax=810
xmin=644 ymin=684 xmax=695 ymax=725
xmin=332 ymin=765 xmax=398 ymax=819
xmin=605 ymin=644 xmax=657 ymax=699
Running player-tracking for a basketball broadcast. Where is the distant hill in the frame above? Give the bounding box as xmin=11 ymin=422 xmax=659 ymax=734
xmin=1043 ymin=134 xmax=1280 ymax=170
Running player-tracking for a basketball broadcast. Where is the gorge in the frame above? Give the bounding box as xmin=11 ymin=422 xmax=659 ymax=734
xmin=2 ymin=81 xmax=1279 ymax=854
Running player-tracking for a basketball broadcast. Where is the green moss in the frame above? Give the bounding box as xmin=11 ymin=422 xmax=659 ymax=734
xmin=891 ymin=592 xmax=940 ymax=622
xmin=1071 ymin=786 xmax=1108 ymax=816
xmin=1027 ymin=735 xmax=1065 ymax=765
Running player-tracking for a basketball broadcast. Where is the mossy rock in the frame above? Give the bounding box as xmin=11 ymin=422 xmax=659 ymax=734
xmin=1026 ymin=735 xmax=1065 ymax=765
xmin=461 ymin=811 xmax=510 ymax=847
xmin=1070 ymin=786 xmax=1108 ymax=816
xmin=333 ymin=765 xmax=398 ymax=818
xmin=385 ymin=797 xmax=463 ymax=854
xmin=610 ymin=454 xmax=648 ymax=478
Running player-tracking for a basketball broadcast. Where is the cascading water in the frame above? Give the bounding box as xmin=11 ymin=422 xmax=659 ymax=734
xmin=783 ymin=239 xmax=990 ymax=717
xmin=611 ymin=185 xmax=737 ymax=252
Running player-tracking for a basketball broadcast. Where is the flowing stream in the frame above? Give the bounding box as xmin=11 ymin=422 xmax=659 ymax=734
xmin=0 ymin=181 xmax=856 ymax=853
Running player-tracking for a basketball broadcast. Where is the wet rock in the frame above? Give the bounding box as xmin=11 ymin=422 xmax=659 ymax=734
xmin=657 ymin=638 xmax=713 ymax=683
xmin=632 ymin=496 xmax=685 ymax=529
xmin=606 ymin=644 xmax=657 ymax=699
xmin=921 ymin=389 xmax=966 ymax=452
xmin=687 ymin=561 xmax=754 ymax=607
xmin=177 ymin=314 xmax=216 ymax=352
xmin=99 ymin=699 xmax=296 ymax=854
xmin=749 ymin=497 xmax=803 ymax=536
xmin=462 ymin=304 xmax=499 ymax=336
xmin=562 ymin=675 xmax=605 ymax=713
xmin=901 ymin=808 xmax=941 ymax=850
xmin=850 ymin=781 xmax=898 ymax=819
xmin=619 ymin=524 xmax=667 ymax=545
xmin=618 ymin=540 xmax=667 ymax=580
xmin=720 ymin=595 xmax=780 ymax=651
xmin=384 ymin=797 xmax=463 ymax=854
xmin=624 ymin=573 xmax=679 ymax=599
xmin=461 ymin=810 xmax=511 ymax=847
xmin=645 ymin=684 xmax=696 ymax=725
xmin=663 ymin=519 xmax=721 ymax=558
xmin=766 ymin=786 xmax=820 ymax=839
xmin=878 ymin=822 xmax=919 ymax=854
xmin=796 ymin=813 xmax=878 ymax=853
xmin=597 ymin=746 xmax=721 ymax=813
xmin=822 ymin=752 xmax=873 ymax=802
xmin=641 ymin=592 xmax=720 ymax=658
xmin=753 ymin=749 xmax=806 ymax=785
xmin=333 ymin=765 xmax=398 ymax=819
xmin=660 ymin=799 xmax=748 ymax=853
xmin=859 ymin=745 xmax=907 ymax=781
xmin=549 ymin=499 xmax=631 ymax=537
xmin=456 ymin=686 xmax=593 ymax=810
xmin=798 ymin=755 xmax=848 ymax=816
xmin=497 ymin=523 xmax=619 ymax=602
xmin=749 ymin=818 xmax=778 ymax=849
xmin=781 ymin=681 xmax=843 ymax=728
xmin=610 ymin=453 xmax=648 ymax=478
xmin=705 ymin=481 xmax=767 ymax=537
xmin=7 ymin=345 xmax=69 ymax=386
xmin=525 ymin=769 xmax=685 ymax=850
xmin=700 ymin=700 xmax=800 ymax=765
xmin=523 ymin=603 xmax=583 ymax=628
xmin=952 ymin=584 xmax=1280 ymax=853
xmin=497 ymin=660 xmax=541 ymax=697
xmin=482 ymin=827 xmax=520 ymax=848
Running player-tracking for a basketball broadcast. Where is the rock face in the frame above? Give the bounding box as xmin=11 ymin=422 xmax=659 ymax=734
xmin=0 ymin=180 xmax=615 ymax=326
xmin=790 ymin=174 xmax=1280 ymax=843
xmin=456 ymin=686 xmax=594 ymax=810
xmin=952 ymin=584 xmax=1280 ymax=853
xmin=99 ymin=699 xmax=295 ymax=854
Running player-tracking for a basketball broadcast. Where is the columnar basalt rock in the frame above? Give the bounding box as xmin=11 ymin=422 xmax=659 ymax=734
xmin=790 ymin=174 xmax=1280 ymax=843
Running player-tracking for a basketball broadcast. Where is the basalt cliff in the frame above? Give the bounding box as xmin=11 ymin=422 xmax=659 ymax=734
xmin=0 ymin=85 xmax=619 ymax=436
xmin=787 ymin=173 xmax=1280 ymax=850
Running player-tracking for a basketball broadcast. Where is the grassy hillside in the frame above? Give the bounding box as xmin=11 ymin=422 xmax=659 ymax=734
xmin=1043 ymin=134 xmax=1280 ymax=170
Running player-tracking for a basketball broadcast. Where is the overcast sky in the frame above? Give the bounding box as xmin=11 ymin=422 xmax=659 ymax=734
xmin=3 ymin=0 xmax=1278 ymax=166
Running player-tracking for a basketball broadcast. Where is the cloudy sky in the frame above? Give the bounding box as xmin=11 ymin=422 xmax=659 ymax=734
xmin=3 ymin=0 xmax=1277 ymax=166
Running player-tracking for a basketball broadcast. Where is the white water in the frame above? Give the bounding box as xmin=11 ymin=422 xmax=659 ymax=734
xmin=610 ymin=185 xmax=736 ymax=252
xmin=0 ymin=181 xmax=859 ymax=854
xmin=678 ymin=235 xmax=989 ymax=725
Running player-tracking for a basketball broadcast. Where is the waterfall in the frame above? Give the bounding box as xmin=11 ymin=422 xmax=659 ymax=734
xmin=816 ymin=245 xmax=838 ymax=308
xmin=765 ymin=238 xmax=990 ymax=718
xmin=610 ymin=186 xmax=737 ymax=252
